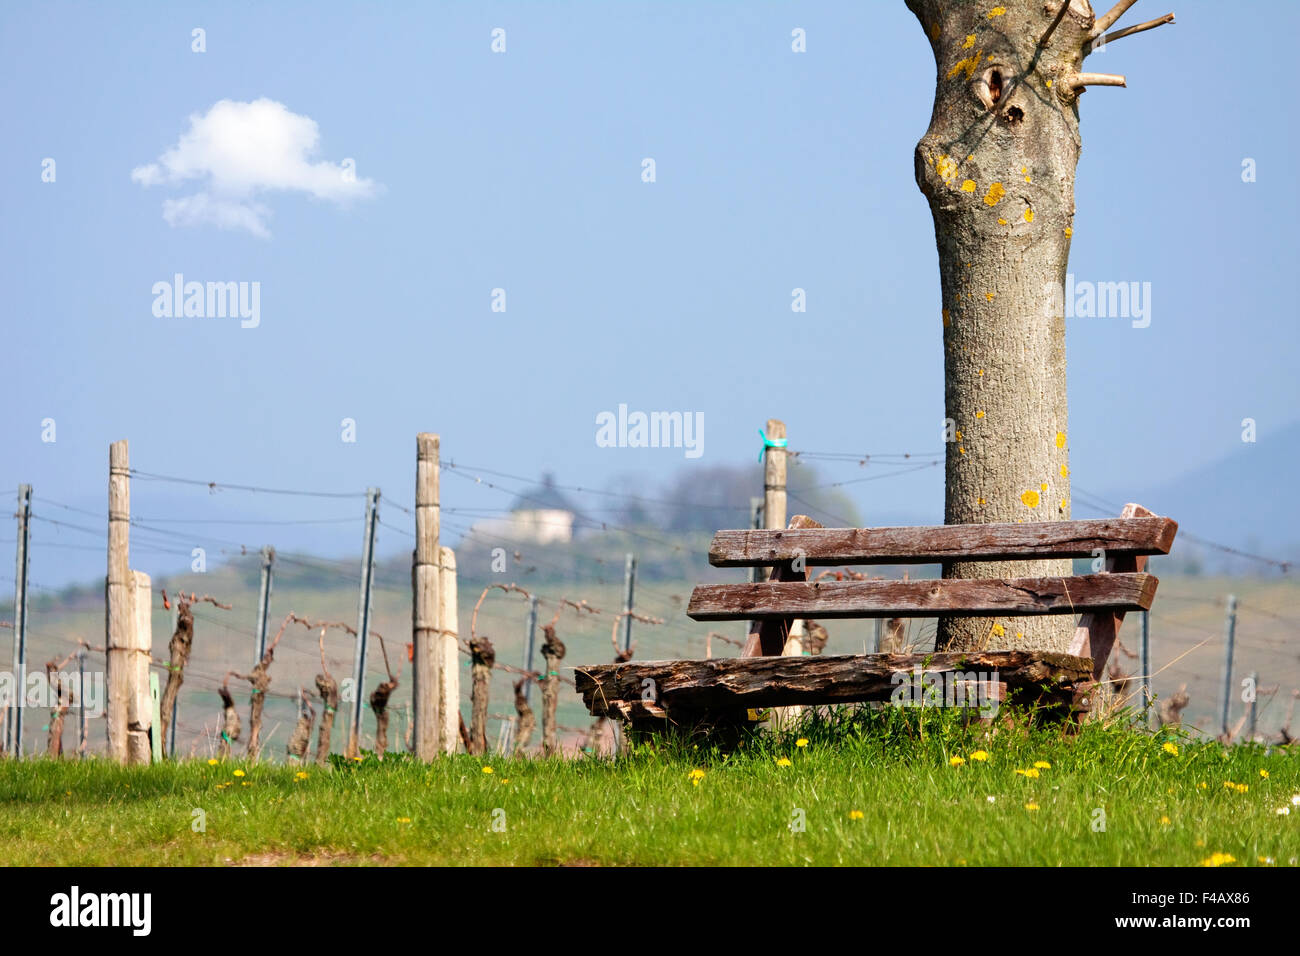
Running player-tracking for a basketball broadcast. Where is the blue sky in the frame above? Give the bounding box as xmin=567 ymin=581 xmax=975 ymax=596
xmin=2 ymin=1 xmax=1297 ymax=585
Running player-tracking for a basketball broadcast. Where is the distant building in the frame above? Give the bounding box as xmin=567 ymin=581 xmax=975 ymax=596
xmin=468 ymin=473 xmax=581 ymax=545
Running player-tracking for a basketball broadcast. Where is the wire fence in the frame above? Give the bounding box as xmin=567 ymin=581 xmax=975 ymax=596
xmin=2 ymin=444 xmax=1296 ymax=761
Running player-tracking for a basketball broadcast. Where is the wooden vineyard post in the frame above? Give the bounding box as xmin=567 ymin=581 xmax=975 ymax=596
xmin=540 ymin=624 xmax=565 ymax=756
xmin=105 ymin=440 xmax=131 ymax=763
xmin=438 ymin=546 xmax=460 ymax=754
xmin=127 ymin=569 xmax=153 ymax=764
xmin=8 ymin=485 xmax=31 ymax=756
xmin=762 ymin=418 xmax=787 ymax=532
xmin=412 ymin=433 xmax=441 ymax=760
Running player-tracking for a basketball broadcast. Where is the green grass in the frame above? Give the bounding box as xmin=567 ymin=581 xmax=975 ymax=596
xmin=2 ymin=710 xmax=1297 ymax=866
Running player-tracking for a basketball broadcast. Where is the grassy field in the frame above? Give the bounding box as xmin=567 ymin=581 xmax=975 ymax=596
xmin=3 ymin=710 xmax=1296 ymax=866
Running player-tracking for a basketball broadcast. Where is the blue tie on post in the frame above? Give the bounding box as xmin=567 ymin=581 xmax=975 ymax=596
xmin=758 ymin=428 xmax=788 ymax=462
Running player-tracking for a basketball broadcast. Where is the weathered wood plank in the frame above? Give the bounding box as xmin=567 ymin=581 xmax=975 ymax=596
xmin=574 ymin=651 xmax=1091 ymax=716
xmin=709 ymin=516 xmax=1177 ymax=567
xmin=687 ymin=573 xmax=1158 ymax=621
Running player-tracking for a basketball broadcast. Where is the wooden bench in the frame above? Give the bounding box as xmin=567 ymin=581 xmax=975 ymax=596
xmin=574 ymin=504 xmax=1177 ymax=734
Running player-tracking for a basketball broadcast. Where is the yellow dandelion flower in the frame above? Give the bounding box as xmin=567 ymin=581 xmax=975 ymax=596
xmin=1197 ymin=781 xmax=1207 ymax=790
xmin=970 ymin=751 xmax=989 ymax=762
xmin=295 ymin=771 xmax=308 ymax=780
xmin=1033 ymin=761 xmax=1051 ymax=770
xmin=689 ymin=768 xmax=706 ymax=781
xmin=849 ymin=810 xmax=864 ymax=820
xmin=232 ymin=769 xmax=245 ymax=777
xmin=1260 ymin=769 xmax=1269 ymax=779
xmin=1014 ymin=768 xmax=1040 ymax=779
xmin=1162 ymin=742 xmax=1179 ymax=756
xmin=950 ymin=756 xmax=967 ymax=767
xmin=775 ymin=757 xmax=792 ymax=767
xmin=1024 ymin=802 xmax=1040 ymax=811
xmin=397 ymin=817 xmax=411 ymax=823
xmin=207 ymin=758 xmax=219 ymax=766
xmin=1160 ymin=815 xmax=1171 ymax=825
xmin=796 ymin=738 xmax=808 ymax=748
xmin=1202 ymin=852 xmax=1236 ymax=868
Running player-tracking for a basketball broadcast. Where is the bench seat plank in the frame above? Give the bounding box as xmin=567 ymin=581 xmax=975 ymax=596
xmin=708 ymin=516 xmax=1177 ymax=567
xmin=687 ymin=572 xmax=1157 ymax=621
xmin=574 ymin=651 xmax=1091 ymax=716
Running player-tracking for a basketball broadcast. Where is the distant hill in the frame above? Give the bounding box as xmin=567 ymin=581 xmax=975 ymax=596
xmin=1100 ymin=421 xmax=1299 ymax=572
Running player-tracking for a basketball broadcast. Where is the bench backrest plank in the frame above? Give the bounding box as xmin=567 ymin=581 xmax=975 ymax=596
xmin=709 ymin=516 xmax=1177 ymax=567
xmin=687 ymin=572 xmax=1157 ymax=621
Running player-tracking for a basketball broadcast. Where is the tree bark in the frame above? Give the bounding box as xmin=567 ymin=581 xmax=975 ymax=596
xmin=908 ymin=0 xmax=1104 ymax=651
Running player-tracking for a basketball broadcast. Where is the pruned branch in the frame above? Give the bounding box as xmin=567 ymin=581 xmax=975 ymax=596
xmin=160 ymin=588 xmax=232 ymax=611
xmin=1091 ymin=0 xmax=1141 ymax=37
xmin=1062 ymin=71 xmax=1127 ymax=92
xmin=470 ymin=583 xmax=531 ymax=642
xmin=1039 ymin=0 xmax=1072 ymax=49
xmin=1092 ymin=12 xmax=1174 ymax=49
xmin=547 ymin=597 xmax=601 ymax=628
xmin=609 ymin=610 xmax=665 ymax=660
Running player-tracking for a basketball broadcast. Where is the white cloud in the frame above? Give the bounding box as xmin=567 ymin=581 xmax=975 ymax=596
xmin=132 ymin=98 xmax=380 ymax=237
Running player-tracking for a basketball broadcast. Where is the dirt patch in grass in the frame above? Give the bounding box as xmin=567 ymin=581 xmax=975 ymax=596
xmin=230 ymin=850 xmax=384 ymax=867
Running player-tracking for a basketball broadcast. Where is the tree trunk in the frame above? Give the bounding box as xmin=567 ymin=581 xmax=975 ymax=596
xmin=217 ymin=685 xmax=240 ymax=758
xmin=512 ymin=678 xmax=535 ymax=755
xmin=369 ymin=678 xmax=397 ymax=757
xmin=314 ymin=672 xmax=339 ymax=764
xmin=540 ymin=625 xmax=565 ymax=757
xmin=469 ymin=637 xmax=494 ymax=756
xmin=909 ymin=0 xmax=1101 ymax=652
xmin=287 ymin=692 xmax=315 ymax=761
xmin=158 ymin=601 xmax=194 ymax=751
